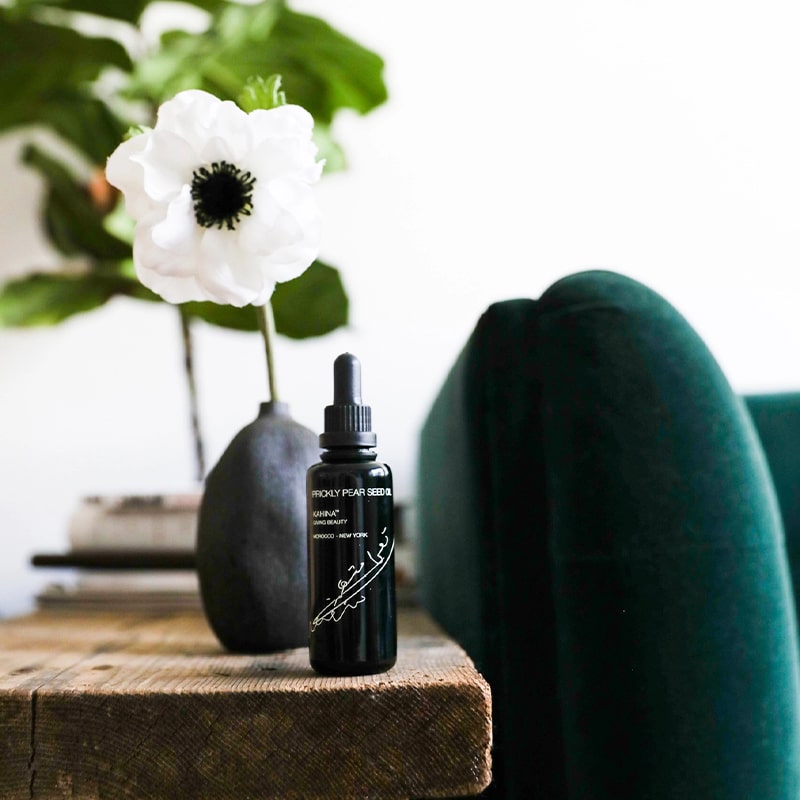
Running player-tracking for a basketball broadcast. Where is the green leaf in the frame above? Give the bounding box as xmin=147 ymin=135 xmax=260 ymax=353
xmin=130 ymin=4 xmax=387 ymax=123
xmin=10 ymin=0 xmax=232 ymax=24
xmin=0 ymin=11 xmax=132 ymax=138
xmin=271 ymin=260 xmax=349 ymax=339
xmin=10 ymin=0 xmax=152 ymax=23
xmin=40 ymin=91 xmax=129 ymax=165
xmin=266 ymin=8 xmax=388 ymax=123
xmin=0 ymin=271 xmax=139 ymax=326
xmin=215 ymin=1 xmax=281 ymax=50
xmin=22 ymin=144 xmax=131 ymax=260
xmin=211 ymin=7 xmax=387 ymax=124
xmin=127 ymin=42 xmax=205 ymax=105
xmin=180 ymin=300 xmax=259 ymax=332
xmin=183 ymin=260 xmax=349 ymax=338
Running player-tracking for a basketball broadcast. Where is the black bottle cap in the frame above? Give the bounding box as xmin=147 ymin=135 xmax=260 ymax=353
xmin=320 ymin=353 xmax=377 ymax=449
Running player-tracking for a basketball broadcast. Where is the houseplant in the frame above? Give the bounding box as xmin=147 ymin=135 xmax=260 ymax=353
xmin=0 ymin=0 xmax=387 ymax=479
xmin=104 ymin=76 xmax=330 ymax=650
xmin=0 ymin=0 xmax=387 ymax=649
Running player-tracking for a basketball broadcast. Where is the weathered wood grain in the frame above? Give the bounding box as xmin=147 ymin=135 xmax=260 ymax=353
xmin=0 ymin=608 xmax=491 ymax=799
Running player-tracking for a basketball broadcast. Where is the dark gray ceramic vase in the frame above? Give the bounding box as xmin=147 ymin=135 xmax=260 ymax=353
xmin=196 ymin=401 xmax=319 ymax=653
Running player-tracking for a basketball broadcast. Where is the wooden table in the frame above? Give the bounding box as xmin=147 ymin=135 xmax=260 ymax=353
xmin=0 ymin=606 xmax=492 ymax=799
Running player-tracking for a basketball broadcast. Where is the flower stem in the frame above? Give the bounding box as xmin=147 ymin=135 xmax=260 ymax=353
xmin=178 ymin=307 xmax=206 ymax=483
xmin=257 ymin=301 xmax=279 ymax=402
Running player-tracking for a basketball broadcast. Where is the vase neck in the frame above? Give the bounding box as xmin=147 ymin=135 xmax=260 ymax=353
xmin=259 ymin=401 xmax=290 ymax=418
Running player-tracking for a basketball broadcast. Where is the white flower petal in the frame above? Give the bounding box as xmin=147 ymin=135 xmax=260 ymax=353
xmin=261 ymin=244 xmax=320 ymax=284
xmin=155 ymin=90 xmax=223 ymax=148
xmin=248 ymin=105 xmax=315 ymax=145
xmin=137 ymin=267 xmax=210 ymax=303
xmin=244 ymin=182 xmax=281 ymax=228
xmin=105 ymin=134 xmax=156 ymax=218
xmin=134 ymin=208 xmax=198 ymax=279
xmin=238 ymin=178 xmax=321 ymax=283
xmin=250 ymin=282 xmax=277 ymax=306
xmin=268 ymin=178 xmax=322 ymax=230
xmin=243 ymin=105 xmax=323 ymax=183
xmin=150 ymin=185 xmax=201 ymax=255
xmin=157 ymin=90 xmax=251 ymax=161
xmin=243 ymin=136 xmax=323 ymax=184
xmin=196 ymin=228 xmax=274 ymax=306
xmin=109 ymin=89 xmax=321 ymax=306
xmin=134 ymin=220 xmax=209 ymax=302
xmin=138 ymin=272 xmax=202 ymax=302
xmin=209 ymin=100 xmax=253 ymax=161
xmin=198 ymin=135 xmax=237 ymax=166
xmin=132 ymin=130 xmax=197 ymax=203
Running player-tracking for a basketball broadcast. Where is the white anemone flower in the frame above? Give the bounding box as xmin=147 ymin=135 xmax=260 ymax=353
xmin=105 ymin=89 xmax=324 ymax=307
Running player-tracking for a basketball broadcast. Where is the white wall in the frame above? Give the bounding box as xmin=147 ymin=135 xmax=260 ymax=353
xmin=2 ymin=0 xmax=800 ymax=616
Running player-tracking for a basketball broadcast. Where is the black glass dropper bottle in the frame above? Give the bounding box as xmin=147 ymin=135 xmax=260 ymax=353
xmin=306 ymin=353 xmax=397 ymax=675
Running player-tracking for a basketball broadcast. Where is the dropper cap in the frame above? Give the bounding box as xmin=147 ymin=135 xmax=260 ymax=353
xmin=319 ymin=353 xmax=378 ymax=449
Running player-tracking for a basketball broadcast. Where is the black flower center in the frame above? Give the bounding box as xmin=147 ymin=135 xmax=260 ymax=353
xmin=190 ymin=161 xmax=256 ymax=231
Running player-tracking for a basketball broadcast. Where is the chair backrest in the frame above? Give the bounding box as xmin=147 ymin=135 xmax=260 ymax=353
xmin=416 ymin=270 xmax=800 ymax=799
xmin=745 ymin=391 xmax=800 ymax=621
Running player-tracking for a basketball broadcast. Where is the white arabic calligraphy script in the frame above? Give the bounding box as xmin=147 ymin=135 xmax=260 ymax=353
xmin=311 ymin=528 xmax=393 ymax=631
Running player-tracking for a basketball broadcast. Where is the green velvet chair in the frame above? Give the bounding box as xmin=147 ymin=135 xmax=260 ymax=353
xmin=745 ymin=392 xmax=800 ymax=612
xmin=415 ymin=270 xmax=800 ymax=799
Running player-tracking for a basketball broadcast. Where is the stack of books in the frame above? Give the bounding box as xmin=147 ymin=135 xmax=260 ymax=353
xmin=32 ymin=494 xmax=420 ymax=612
xmin=32 ymin=493 xmax=201 ymax=612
